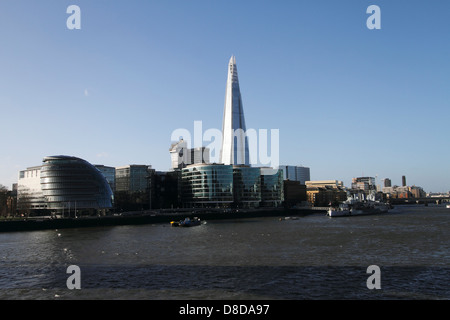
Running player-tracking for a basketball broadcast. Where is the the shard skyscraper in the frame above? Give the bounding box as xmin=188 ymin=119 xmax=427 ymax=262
xmin=220 ymin=56 xmax=250 ymax=166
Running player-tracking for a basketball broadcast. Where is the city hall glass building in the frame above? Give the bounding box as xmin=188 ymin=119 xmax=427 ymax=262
xmin=18 ymin=156 xmax=113 ymax=215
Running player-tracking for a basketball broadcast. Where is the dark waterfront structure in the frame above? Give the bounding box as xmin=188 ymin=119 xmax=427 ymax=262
xmin=283 ymin=180 xmax=307 ymax=208
xmin=114 ymin=165 xmax=153 ymax=211
xmin=40 ymin=156 xmax=113 ymax=215
xmin=152 ymin=171 xmax=180 ymax=209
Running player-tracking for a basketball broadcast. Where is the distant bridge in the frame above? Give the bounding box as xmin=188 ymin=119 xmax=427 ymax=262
xmin=390 ymin=197 xmax=450 ymax=205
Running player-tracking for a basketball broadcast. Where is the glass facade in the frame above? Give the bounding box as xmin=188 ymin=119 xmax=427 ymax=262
xmin=181 ymin=164 xmax=233 ymax=207
xmin=40 ymin=156 xmax=113 ymax=211
xmin=233 ymin=166 xmax=261 ymax=207
xmin=260 ymin=168 xmax=284 ymax=207
xmin=181 ymin=164 xmax=284 ymax=208
xmin=95 ymin=165 xmax=116 ymax=193
xmin=220 ymin=56 xmax=250 ymax=166
xmin=279 ymin=165 xmax=310 ymax=184
xmin=115 ymin=165 xmax=152 ymax=193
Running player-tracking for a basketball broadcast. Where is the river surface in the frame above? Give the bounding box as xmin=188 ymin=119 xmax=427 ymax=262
xmin=0 ymin=205 xmax=449 ymax=300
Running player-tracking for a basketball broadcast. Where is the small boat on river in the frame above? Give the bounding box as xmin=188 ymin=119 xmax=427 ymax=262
xmin=170 ymin=217 xmax=202 ymax=227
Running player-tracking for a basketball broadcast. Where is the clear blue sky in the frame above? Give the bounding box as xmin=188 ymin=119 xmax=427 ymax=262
xmin=1 ymin=0 xmax=449 ymax=192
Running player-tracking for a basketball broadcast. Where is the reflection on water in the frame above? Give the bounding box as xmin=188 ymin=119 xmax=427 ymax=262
xmin=0 ymin=205 xmax=449 ymax=299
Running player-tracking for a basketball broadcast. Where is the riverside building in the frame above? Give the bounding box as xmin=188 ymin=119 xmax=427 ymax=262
xmin=17 ymin=156 xmax=113 ymax=216
xmin=233 ymin=165 xmax=261 ymax=208
xmin=180 ymin=164 xmax=283 ymax=208
xmin=177 ymin=57 xmax=284 ymax=209
xmin=260 ymin=168 xmax=284 ymax=207
xmin=181 ymin=163 xmax=234 ymax=208
xmin=279 ymin=165 xmax=310 ymax=184
xmin=305 ymin=180 xmax=347 ymax=207
xmin=114 ymin=165 xmax=154 ymax=211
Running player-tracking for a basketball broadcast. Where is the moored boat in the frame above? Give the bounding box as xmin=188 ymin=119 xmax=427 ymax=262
xmin=327 ymin=203 xmax=350 ymax=217
xmin=327 ymin=191 xmax=389 ymax=217
xmin=170 ymin=217 xmax=202 ymax=227
xmin=350 ymin=202 xmax=389 ymax=216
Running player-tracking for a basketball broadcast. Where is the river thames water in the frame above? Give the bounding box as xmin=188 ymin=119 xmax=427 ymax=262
xmin=0 ymin=204 xmax=448 ymax=300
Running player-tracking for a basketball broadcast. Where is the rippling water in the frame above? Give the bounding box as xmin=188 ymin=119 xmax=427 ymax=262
xmin=0 ymin=205 xmax=449 ymax=299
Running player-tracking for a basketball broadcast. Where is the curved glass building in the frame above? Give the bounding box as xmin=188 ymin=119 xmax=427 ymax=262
xmin=40 ymin=156 xmax=113 ymax=213
xmin=233 ymin=165 xmax=261 ymax=208
xmin=260 ymin=168 xmax=284 ymax=207
xmin=181 ymin=164 xmax=233 ymax=207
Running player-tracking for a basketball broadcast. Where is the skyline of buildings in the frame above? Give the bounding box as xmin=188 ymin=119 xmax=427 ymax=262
xmin=9 ymin=153 xmax=437 ymax=216
xmin=2 ymin=55 xmax=438 ymax=215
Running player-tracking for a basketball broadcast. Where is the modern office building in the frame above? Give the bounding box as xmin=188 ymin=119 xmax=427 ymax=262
xmin=279 ymin=165 xmax=297 ymax=181
xmin=114 ymin=165 xmax=153 ymax=211
xmin=17 ymin=156 xmax=113 ymax=215
xmin=17 ymin=166 xmax=47 ymax=212
xmin=260 ymin=168 xmax=284 ymax=207
xmin=220 ymin=56 xmax=250 ymax=166
xmin=192 ymin=147 xmax=210 ymax=166
xmin=152 ymin=170 xmax=181 ymax=209
xmin=181 ymin=163 xmax=283 ymax=208
xmin=115 ymin=165 xmax=153 ymax=193
xmin=296 ymin=166 xmax=310 ymax=185
xmin=169 ymin=139 xmax=210 ymax=169
xmin=181 ymin=163 xmax=234 ymax=208
xmin=279 ymin=165 xmax=310 ymax=184
xmin=384 ymin=178 xmax=392 ymax=188
xmin=402 ymin=175 xmax=407 ymax=187
xmin=233 ymin=165 xmax=261 ymax=208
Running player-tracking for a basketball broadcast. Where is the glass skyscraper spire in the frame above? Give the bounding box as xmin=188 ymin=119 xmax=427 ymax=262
xmin=220 ymin=56 xmax=250 ymax=166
